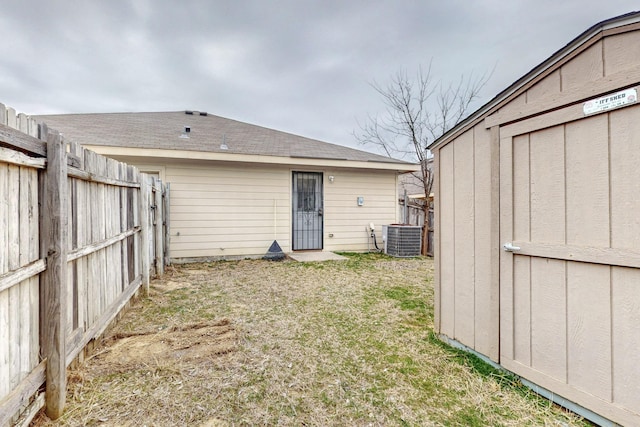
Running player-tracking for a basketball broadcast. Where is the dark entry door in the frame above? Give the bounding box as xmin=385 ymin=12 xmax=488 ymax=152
xmin=292 ymin=172 xmax=323 ymax=250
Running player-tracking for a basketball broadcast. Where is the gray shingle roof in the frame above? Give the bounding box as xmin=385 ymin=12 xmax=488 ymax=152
xmin=36 ymin=111 xmax=412 ymax=165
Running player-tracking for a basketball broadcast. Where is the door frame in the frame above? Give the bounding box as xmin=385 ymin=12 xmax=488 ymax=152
xmin=291 ymin=171 xmax=324 ymax=251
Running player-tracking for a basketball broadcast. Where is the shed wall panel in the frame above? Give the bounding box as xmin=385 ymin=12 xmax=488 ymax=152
xmin=560 ymin=41 xmax=604 ymax=91
xmin=565 ymin=115 xmax=609 ymax=247
xmin=512 ymin=135 xmax=532 ymax=365
xmin=512 ymin=135 xmax=530 ymax=242
xmin=604 ymin=30 xmax=640 ymax=76
xmin=512 ymin=255 xmax=531 ymax=365
xmin=434 ymin=19 xmax=640 ymax=426
xmin=472 ymin=125 xmax=495 ymax=358
xmin=438 ymin=143 xmax=455 ymax=337
xmin=498 ymin=136 xmax=515 ymax=361
xmin=530 ymin=258 xmax=566 ymax=382
xmin=611 ymin=267 xmax=640 ymax=409
xmin=526 ymin=69 xmax=561 ymax=102
xmin=453 ymin=131 xmax=475 ymax=346
xmin=529 ymin=126 xmax=565 ymax=244
xmin=608 ymin=105 xmax=640 ymax=413
xmin=496 ymin=93 xmax=526 ymax=117
xmin=610 ymin=105 xmax=640 ymax=250
xmin=567 ymin=263 xmax=611 ymax=401
xmin=500 ymin=101 xmax=640 ymax=424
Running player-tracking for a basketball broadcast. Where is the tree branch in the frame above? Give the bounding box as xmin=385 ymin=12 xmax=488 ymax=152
xmin=354 ymin=61 xmax=492 ymax=253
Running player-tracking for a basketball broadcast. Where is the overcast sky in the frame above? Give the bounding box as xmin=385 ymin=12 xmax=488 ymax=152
xmin=1 ymin=1 xmax=638 ymax=156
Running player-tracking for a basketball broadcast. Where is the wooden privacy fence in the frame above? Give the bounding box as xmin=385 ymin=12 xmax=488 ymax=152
xmin=0 ymin=107 xmax=168 ymax=426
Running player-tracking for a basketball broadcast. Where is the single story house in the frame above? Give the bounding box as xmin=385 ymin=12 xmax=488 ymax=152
xmin=429 ymin=11 xmax=640 ymax=426
xmin=37 ymin=111 xmax=418 ymax=261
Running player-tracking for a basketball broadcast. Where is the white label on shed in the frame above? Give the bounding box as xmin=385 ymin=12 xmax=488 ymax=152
xmin=583 ymin=88 xmax=637 ymax=115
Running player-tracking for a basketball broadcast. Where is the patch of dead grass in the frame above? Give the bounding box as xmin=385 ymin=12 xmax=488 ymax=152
xmin=33 ymin=254 xmax=587 ymax=426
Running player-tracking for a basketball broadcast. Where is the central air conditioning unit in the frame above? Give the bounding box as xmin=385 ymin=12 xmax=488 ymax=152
xmin=382 ymin=225 xmax=422 ymax=257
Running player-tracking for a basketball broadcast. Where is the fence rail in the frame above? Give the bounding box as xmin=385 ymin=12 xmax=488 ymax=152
xmin=0 ymin=104 xmax=168 ymax=426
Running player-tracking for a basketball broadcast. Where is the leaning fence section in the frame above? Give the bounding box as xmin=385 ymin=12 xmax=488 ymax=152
xmin=64 ymin=142 xmax=144 ymax=366
xmin=0 ymin=104 xmax=168 ymax=426
xmin=0 ymin=107 xmax=43 ymax=427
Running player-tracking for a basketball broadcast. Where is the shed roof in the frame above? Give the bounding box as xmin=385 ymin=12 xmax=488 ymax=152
xmin=36 ymin=111 xmax=413 ymax=166
xmin=429 ymin=10 xmax=640 ymax=150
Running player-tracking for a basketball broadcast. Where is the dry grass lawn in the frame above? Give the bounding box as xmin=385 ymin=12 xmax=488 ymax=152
xmin=34 ymin=253 xmax=587 ymax=426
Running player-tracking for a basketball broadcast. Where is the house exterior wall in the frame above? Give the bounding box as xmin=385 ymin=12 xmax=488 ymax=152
xmin=433 ymin=21 xmax=640 ymax=426
xmin=323 ymin=168 xmax=398 ymax=252
xmin=167 ymin=160 xmax=291 ymax=259
xmin=97 ymin=157 xmax=399 ymax=259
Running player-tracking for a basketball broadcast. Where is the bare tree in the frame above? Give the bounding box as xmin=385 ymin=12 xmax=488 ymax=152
xmin=356 ymin=62 xmax=490 ymax=255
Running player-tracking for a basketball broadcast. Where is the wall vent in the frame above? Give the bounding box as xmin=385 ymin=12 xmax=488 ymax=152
xmin=382 ymin=225 xmax=422 ymax=257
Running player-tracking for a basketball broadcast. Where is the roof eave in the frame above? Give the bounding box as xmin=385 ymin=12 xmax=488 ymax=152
xmin=83 ymin=145 xmax=421 ymax=172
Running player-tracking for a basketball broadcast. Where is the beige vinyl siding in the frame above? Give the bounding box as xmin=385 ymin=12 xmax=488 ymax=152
xmin=169 ymin=161 xmax=290 ymax=258
xmin=323 ymin=169 xmax=398 ymax=252
xmin=121 ymin=159 xmax=290 ymax=259
xmin=96 ymin=157 xmax=400 ymax=258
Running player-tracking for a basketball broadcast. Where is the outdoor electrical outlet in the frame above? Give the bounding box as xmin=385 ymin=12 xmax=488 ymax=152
xmin=328 ymin=233 xmax=334 ymax=237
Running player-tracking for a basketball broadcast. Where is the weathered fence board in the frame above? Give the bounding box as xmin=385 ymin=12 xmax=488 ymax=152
xmin=40 ymin=127 xmax=68 ymax=419
xmin=154 ymin=178 xmax=164 ymax=276
xmin=0 ymin=147 xmax=44 ymax=169
xmin=0 ymin=161 xmax=9 ymax=403
xmin=0 ymin=106 xmax=168 ymax=426
xmin=0 ymin=124 xmax=45 ymax=157
xmin=0 ymin=361 xmax=45 ymax=427
xmin=139 ymin=174 xmax=151 ymax=293
xmin=7 ymin=164 xmax=20 ymax=392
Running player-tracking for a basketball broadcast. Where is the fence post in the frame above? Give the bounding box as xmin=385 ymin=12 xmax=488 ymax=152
xmin=154 ymin=178 xmax=164 ymax=276
xmin=163 ymin=183 xmax=170 ymax=266
xmin=139 ymin=174 xmax=150 ymax=293
xmin=39 ymin=124 xmax=68 ymax=419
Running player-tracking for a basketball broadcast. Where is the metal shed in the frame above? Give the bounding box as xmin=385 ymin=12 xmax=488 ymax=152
xmin=429 ymin=12 xmax=640 ymax=426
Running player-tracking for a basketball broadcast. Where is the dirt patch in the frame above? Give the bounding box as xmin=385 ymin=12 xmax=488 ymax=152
xmin=94 ymin=318 xmax=236 ymax=373
xmin=183 ymin=268 xmax=212 ymax=276
xmin=152 ymin=279 xmax=193 ymax=292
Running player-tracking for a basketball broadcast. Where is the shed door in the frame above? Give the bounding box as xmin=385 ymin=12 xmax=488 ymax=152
xmin=499 ymin=104 xmax=640 ymax=424
xmin=292 ymin=172 xmax=323 ymax=250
